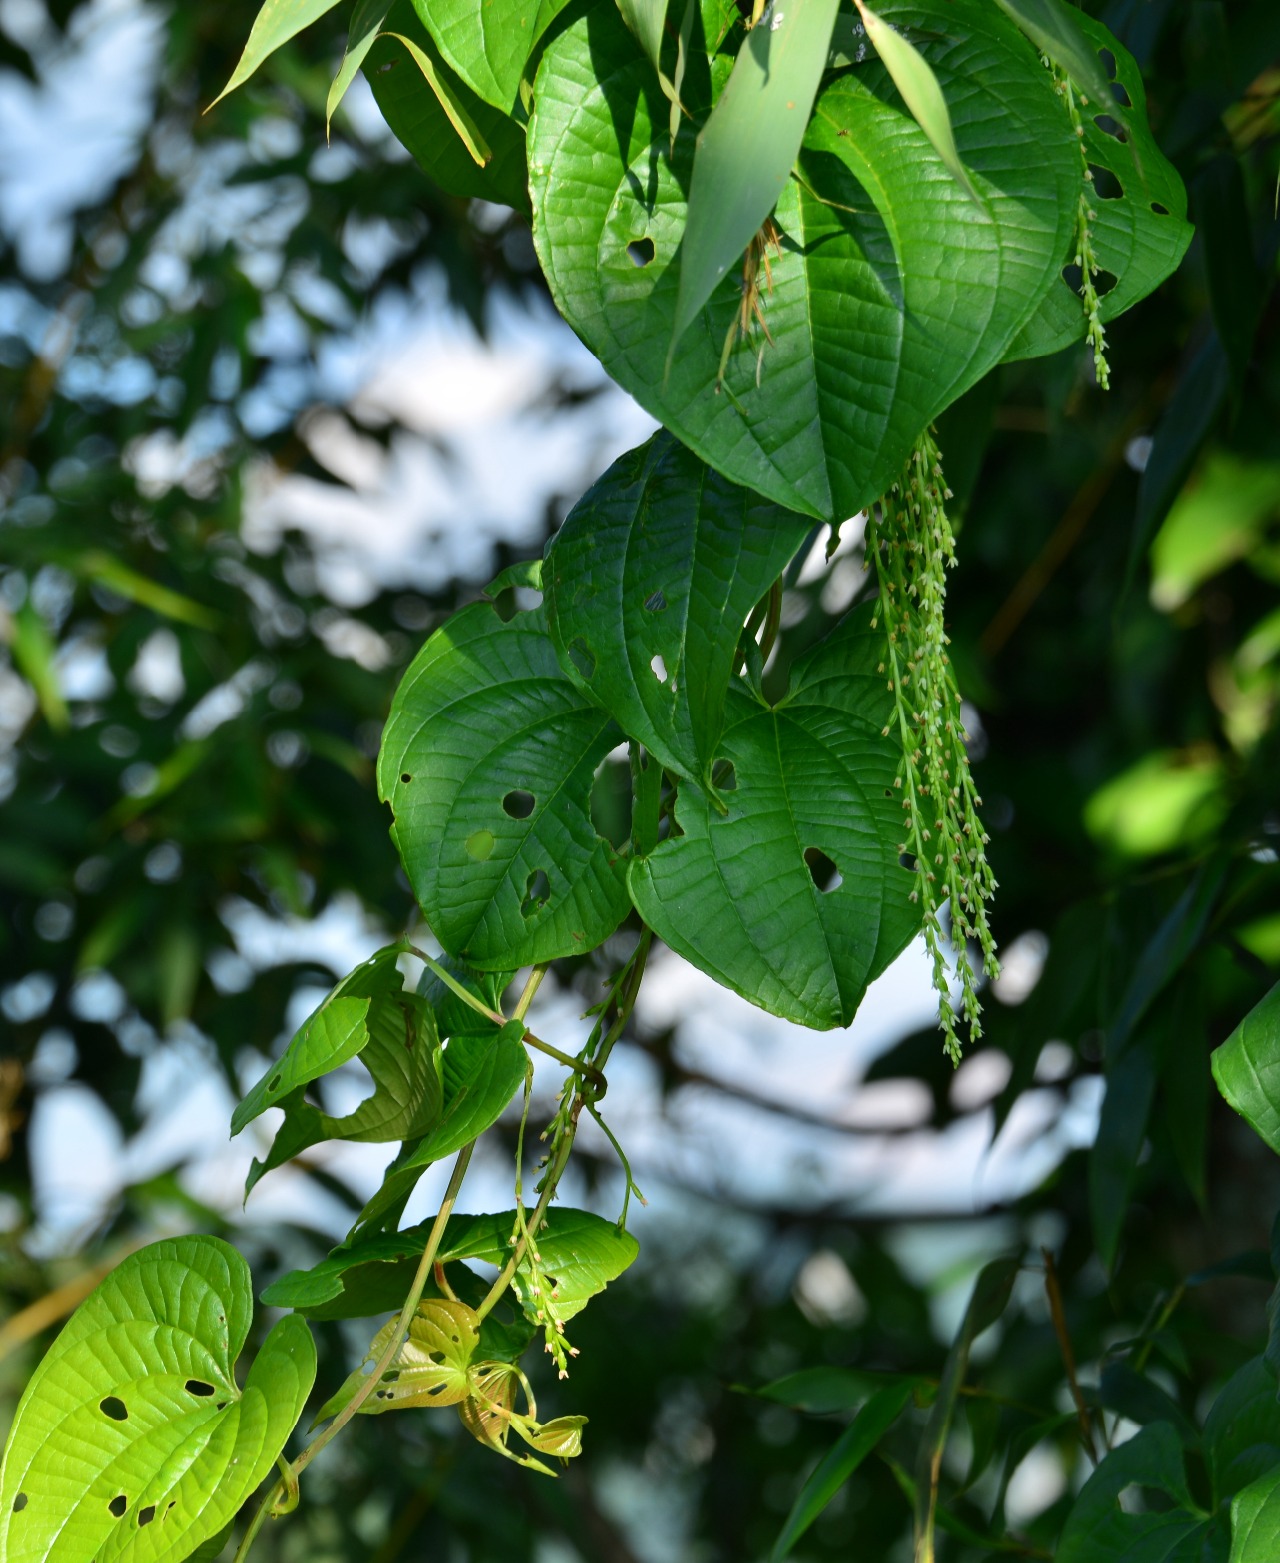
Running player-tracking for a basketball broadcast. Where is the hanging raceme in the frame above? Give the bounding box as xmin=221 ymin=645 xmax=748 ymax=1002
xmin=1055 ymin=62 xmax=1112 ymax=389
xmin=867 ymin=431 xmax=1000 ymax=1062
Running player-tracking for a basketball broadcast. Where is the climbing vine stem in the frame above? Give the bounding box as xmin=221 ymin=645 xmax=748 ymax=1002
xmin=868 ymin=430 xmax=999 ymax=1063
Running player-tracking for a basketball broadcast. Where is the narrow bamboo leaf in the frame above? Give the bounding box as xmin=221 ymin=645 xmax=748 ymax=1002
xmin=413 ymin=0 xmax=574 ymax=114
xmin=531 ymin=0 xmax=1079 ymax=521
xmin=354 ymin=1020 xmax=529 ymax=1232
xmin=628 ymin=606 xmax=920 ymax=1029
xmin=544 ymin=432 xmax=811 ymax=787
xmin=671 ymin=0 xmax=839 ymax=353
xmin=9 ymin=601 xmax=68 ymax=731
xmin=1204 ymin=1357 xmax=1280 ymax=1506
xmin=616 ymin=0 xmax=668 ymax=73
xmin=1057 ymin=1423 xmax=1210 ymax=1562
xmin=754 ymin=1366 xmax=922 ymax=1414
xmin=365 ymin=13 xmax=528 ymax=210
xmin=912 ymin=1256 xmax=1020 ymax=1562
xmin=1231 ymin=1466 xmax=1280 ymax=1563
xmin=854 ymin=2 xmax=978 ymax=201
xmin=388 ymin=31 xmax=492 ymax=164
xmin=1212 ymin=982 xmax=1280 ymax=1155
xmin=327 ymin=0 xmax=393 ymax=128
xmin=1090 ymin=1037 xmax=1158 ymax=1271
xmin=317 ymin=1301 xmax=479 ymax=1421
xmin=213 ymin=0 xmax=342 ymax=106
xmin=771 ymin=1383 xmax=912 ymax=1560
xmin=992 ymin=0 xmax=1116 ymax=115
xmin=0 ymin=1237 xmax=316 ymax=1563
xmin=75 ymin=551 xmax=219 ymax=628
xmin=378 ymin=600 xmax=630 ymax=969
xmin=262 ymin=1209 xmax=638 ymax=1324
xmin=1005 ymin=11 xmax=1191 ymax=364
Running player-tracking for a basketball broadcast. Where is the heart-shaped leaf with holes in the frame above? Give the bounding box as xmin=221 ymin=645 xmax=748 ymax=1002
xmin=354 ymin=1020 xmax=530 ymax=1234
xmin=379 ymin=600 xmax=631 ymax=969
xmin=317 ymin=1300 xmax=480 ymax=1421
xmin=364 ymin=3 xmax=530 ymax=210
xmin=628 ymin=605 xmax=919 ymax=1028
xmin=1004 ymin=11 xmax=1191 ymax=363
xmin=232 ymin=942 xmax=444 ymax=1197
xmin=0 ymin=1236 xmax=315 ymax=1563
xmin=544 ymin=431 xmax=812 ymax=788
xmin=528 ymin=0 xmax=1079 ymax=521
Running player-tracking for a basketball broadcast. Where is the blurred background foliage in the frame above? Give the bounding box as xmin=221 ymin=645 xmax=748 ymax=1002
xmin=2 ymin=0 xmax=1280 ymax=1559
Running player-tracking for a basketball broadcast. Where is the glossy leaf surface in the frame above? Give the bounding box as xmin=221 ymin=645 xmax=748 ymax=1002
xmin=529 ymin=0 xmax=1078 ymax=521
xmin=1212 ymin=982 xmax=1280 ymax=1154
xmin=214 ymin=0 xmax=341 ymax=105
xmin=544 ymin=432 xmax=811 ymax=786
xmin=317 ymin=1301 xmax=480 ymax=1420
xmin=379 ymin=601 xmax=630 ymax=969
xmin=1232 ymin=1467 xmax=1280 ymax=1563
xmin=629 ymin=607 xmax=919 ymax=1028
xmin=0 ymin=1238 xmax=315 ymax=1563
xmin=412 ymin=0 xmax=573 ymax=113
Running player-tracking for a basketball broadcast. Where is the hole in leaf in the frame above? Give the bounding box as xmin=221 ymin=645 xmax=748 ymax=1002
xmin=899 ymin=851 xmax=918 ymax=872
xmin=591 ymin=754 xmax=632 ymax=849
xmin=100 ymin=1397 xmax=128 ymax=1421
xmin=711 ymin=758 xmax=737 ymax=792
xmin=1111 ymin=80 xmax=1132 ymax=108
xmin=626 ymin=236 xmax=655 ymax=267
xmin=216 ymin=1402 xmax=227 ymax=1410
xmin=1151 ymin=201 xmax=1169 ymax=216
xmin=1094 ymin=113 xmax=1127 ymax=142
xmin=382 ymin=1370 xmax=401 ymax=1383
xmin=109 ymin=1496 xmax=127 ymax=1518
xmin=267 ymin=1076 xmax=280 ymax=1093
xmin=1062 ymin=264 xmax=1118 ymax=298
xmin=503 ymin=789 xmax=536 ymax=820
xmin=521 ymin=868 xmax=551 ymax=917
xmin=567 ymin=636 xmax=596 ymax=681
xmin=1088 ymin=164 xmax=1123 ymax=200
xmin=1098 ymin=45 xmax=1117 ymax=80
xmin=804 ymin=847 xmax=843 ymax=892
xmin=376 ymin=1389 xmax=393 ymax=1400
xmin=400 ymin=772 xmax=412 ymax=784
xmin=138 ymin=1506 xmax=155 ymax=1527
xmin=13 ymin=1494 xmax=27 ymax=1513
xmin=1095 ymin=269 xmax=1117 ymax=296
xmin=643 ymin=588 xmax=668 ymax=612
xmin=466 ymin=828 xmax=496 ymax=862
xmin=650 ymin=653 xmax=669 ymax=683
xmin=185 ymin=1380 xmax=215 ymax=1397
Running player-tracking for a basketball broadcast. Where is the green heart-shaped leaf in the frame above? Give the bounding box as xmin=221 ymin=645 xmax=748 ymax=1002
xmin=528 ymin=0 xmax=1078 ymax=520
xmin=628 ymin=606 xmax=920 ymax=1028
xmin=0 ymin=1237 xmax=315 ymax=1563
xmin=412 ymin=0 xmax=574 ymax=113
xmin=364 ymin=4 xmax=530 ymax=210
xmin=1004 ymin=12 xmax=1191 ymax=362
xmin=379 ymin=601 xmax=631 ymax=969
xmin=233 ymin=943 xmax=444 ymax=1196
xmin=544 ymin=431 xmax=812 ymax=786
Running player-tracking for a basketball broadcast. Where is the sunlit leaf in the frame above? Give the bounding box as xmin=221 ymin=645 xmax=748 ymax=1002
xmin=326 ymin=0 xmax=393 ymax=128
xmin=412 ymin=0 xmax=574 ymax=113
xmin=1231 ymin=1466 xmax=1280 ymax=1563
xmin=0 ymin=1237 xmax=315 ymax=1563
xmin=992 ymin=0 xmax=1115 ymax=114
xmin=317 ymin=1300 xmax=480 ymax=1420
xmin=616 ymin=0 xmax=669 ymax=75
xmin=213 ymin=0 xmax=342 ymax=106
xmin=1214 ymin=982 xmax=1280 ymax=1155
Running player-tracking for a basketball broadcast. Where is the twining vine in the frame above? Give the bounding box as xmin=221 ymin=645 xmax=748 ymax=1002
xmin=0 ymin=1 xmax=1192 ymax=1560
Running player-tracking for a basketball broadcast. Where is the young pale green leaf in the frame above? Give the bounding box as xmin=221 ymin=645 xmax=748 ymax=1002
xmin=1005 ymin=12 xmax=1191 ymax=364
xmin=771 ymin=1382 xmax=912 ymax=1560
xmin=992 ymin=0 xmax=1116 ymax=117
xmin=234 ymin=946 xmax=444 ymax=1197
xmin=326 ymin=0 xmax=393 ymax=127
xmin=1056 ymin=1423 xmax=1213 ymax=1562
xmin=1213 ymin=982 xmax=1280 ymax=1155
xmin=411 ymin=0 xmax=573 ymax=114
xmin=1204 ymin=1357 xmax=1280 ymax=1506
xmin=316 ymin=1301 xmax=480 ymax=1421
xmin=628 ymin=607 xmax=920 ymax=1029
xmin=263 ymin=1209 xmax=638 ymax=1324
xmin=670 ymin=0 xmax=839 ymax=352
xmin=0 ymin=1237 xmax=316 ymax=1563
xmin=213 ymin=0 xmax=342 ymax=107
xmin=854 ymin=2 xmax=977 ymax=201
xmin=543 ymin=432 xmax=811 ymax=787
xmin=522 ymin=1415 xmax=588 ymax=1458
xmin=354 ymin=1020 xmax=530 ymax=1233
xmin=1231 ymin=1466 xmax=1280 ymax=1563
xmin=378 ymin=601 xmax=630 ymax=970
xmin=530 ymin=0 xmax=1078 ymax=520
xmin=616 ymin=0 xmax=669 ymax=74
xmin=364 ymin=10 xmax=529 ymax=209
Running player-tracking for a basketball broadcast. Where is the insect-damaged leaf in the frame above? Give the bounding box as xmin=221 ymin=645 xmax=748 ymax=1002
xmin=233 ymin=942 xmax=443 ymax=1197
xmin=544 ymin=432 xmax=811 ymax=788
xmin=213 ymin=0 xmax=342 ymax=106
xmin=991 ymin=0 xmax=1116 ymax=119
xmin=628 ymin=606 xmax=919 ymax=1028
xmin=316 ymin=1300 xmax=479 ymax=1421
xmin=529 ymin=0 xmax=1078 ymax=521
xmin=379 ymin=600 xmax=630 ymax=969
xmin=0 ymin=1237 xmax=315 ymax=1563
xmin=670 ymin=0 xmax=840 ymax=353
